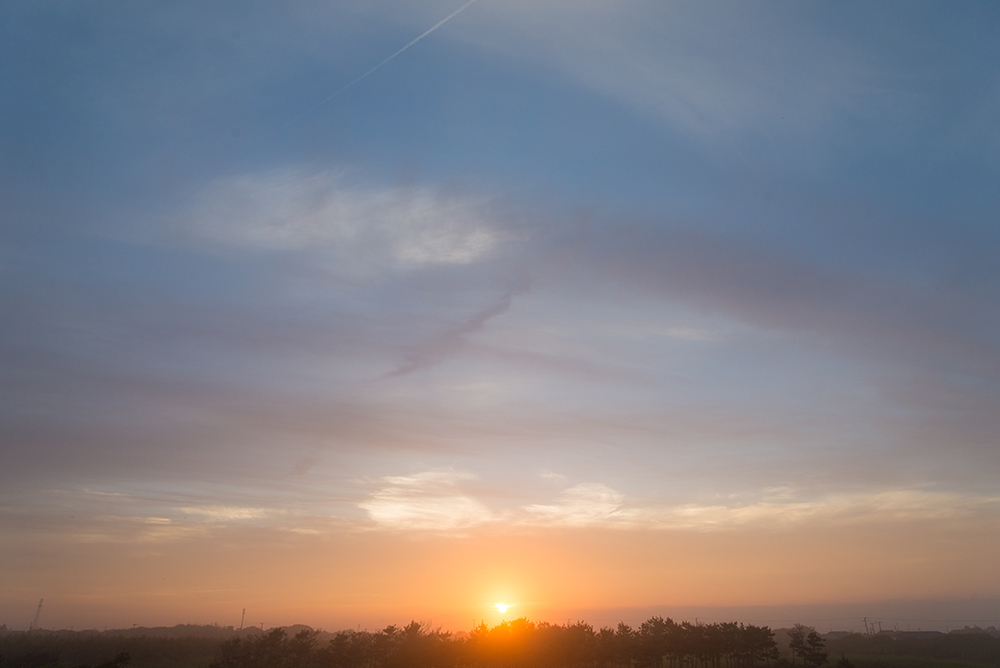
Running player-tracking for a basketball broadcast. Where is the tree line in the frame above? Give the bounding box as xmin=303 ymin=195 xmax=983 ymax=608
xmin=13 ymin=619 xmax=1000 ymax=668
xmin=209 ymin=617 xmax=799 ymax=668
xmin=0 ymin=631 xmax=219 ymax=668
xmin=825 ymin=630 xmax=1000 ymax=666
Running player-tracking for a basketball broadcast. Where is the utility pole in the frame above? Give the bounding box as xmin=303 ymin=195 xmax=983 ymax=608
xmin=239 ymin=609 xmax=246 ymax=631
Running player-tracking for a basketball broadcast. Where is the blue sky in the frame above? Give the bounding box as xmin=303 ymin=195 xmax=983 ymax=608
xmin=3 ymin=1 xmax=1000 ymax=631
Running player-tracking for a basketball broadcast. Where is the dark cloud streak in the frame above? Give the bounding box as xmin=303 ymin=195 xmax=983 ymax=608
xmin=387 ymin=287 xmax=527 ymax=377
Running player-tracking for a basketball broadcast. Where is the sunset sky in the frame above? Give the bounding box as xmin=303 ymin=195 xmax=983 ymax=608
xmin=3 ymin=1 xmax=1000 ymax=634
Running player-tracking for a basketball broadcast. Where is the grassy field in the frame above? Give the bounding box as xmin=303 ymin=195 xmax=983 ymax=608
xmin=838 ymin=657 xmax=996 ymax=668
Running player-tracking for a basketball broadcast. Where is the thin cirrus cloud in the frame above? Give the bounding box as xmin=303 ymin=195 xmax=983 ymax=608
xmin=653 ymin=490 xmax=1000 ymax=531
xmin=358 ymin=470 xmax=1000 ymax=533
xmin=543 ymin=224 xmax=1000 ymax=382
xmin=430 ymin=0 xmax=883 ymax=138
xmin=177 ymin=505 xmax=275 ymax=521
xmin=358 ymin=470 xmax=495 ymax=531
xmin=166 ymin=167 xmax=505 ymax=272
xmin=522 ymin=483 xmax=636 ymax=527
xmin=5 ymin=511 xmax=211 ymax=545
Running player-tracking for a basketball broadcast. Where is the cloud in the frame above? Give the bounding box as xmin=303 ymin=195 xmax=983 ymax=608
xmin=178 ymin=505 xmax=274 ymax=521
xmin=0 ymin=511 xmax=212 ymax=544
xmin=438 ymin=0 xmax=882 ymax=138
xmin=523 ymin=483 xmax=635 ymax=527
xmin=359 ymin=472 xmax=1000 ymax=533
xmin=660 ymin=327 xmax=718 ymax=342
xmin=648 ymin=489 xmax=1000 ymax=531
xmin=173 ymin=168 xmax=503 ymax=272
xmin=542 ymin=225 xmax=1000 ymax=383
xmin=359 ymin=469 xmax=495 ymax=530
xmin=389 ymin=289 xmax=525 ymax=376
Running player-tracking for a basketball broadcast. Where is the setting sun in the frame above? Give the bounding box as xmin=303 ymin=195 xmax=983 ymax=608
xmin=495 ymin=603 xmax=509 ymax=614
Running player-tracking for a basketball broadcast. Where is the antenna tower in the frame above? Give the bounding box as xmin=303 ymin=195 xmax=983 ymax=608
xmin=29 ymin=599 xmax=44 ymax=631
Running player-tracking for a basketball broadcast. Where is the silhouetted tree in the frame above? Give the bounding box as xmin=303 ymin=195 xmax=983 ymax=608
xmin=786 ymin=627 xmax=825 ymax=668
xmin=612 ymin=624 xmax=635 ymax=668
xmin=787 ymin=626 xmax=806 ymax=667
xmin=801 ymin=631 xmax=825 ymax=668
xmin=211 ymin=629 xmax=319 ymax=668
xmin=319 ymin=631 xmax=373 ymax=668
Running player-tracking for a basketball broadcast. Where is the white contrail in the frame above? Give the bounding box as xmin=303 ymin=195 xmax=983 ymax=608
xmin=286 ymin=0 xmax=482 ymax=126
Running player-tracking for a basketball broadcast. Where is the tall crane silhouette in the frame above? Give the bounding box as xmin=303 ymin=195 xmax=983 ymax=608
xmin=29 ymin=599 xmax=44 ymax=631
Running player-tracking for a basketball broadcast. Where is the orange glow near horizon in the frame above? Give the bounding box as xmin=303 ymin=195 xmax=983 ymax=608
xmin=4 ymin=514 xmax=1000 ymax=632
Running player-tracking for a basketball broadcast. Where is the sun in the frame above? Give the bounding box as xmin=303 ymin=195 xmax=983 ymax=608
xmin=495 ymin=603 xmax=509 ymax=614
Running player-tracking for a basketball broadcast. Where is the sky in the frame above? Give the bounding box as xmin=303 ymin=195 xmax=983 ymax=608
xmin=3 ymin=0 xmax=1000 ymax=634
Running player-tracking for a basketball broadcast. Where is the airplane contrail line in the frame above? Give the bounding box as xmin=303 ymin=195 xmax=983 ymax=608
xmin=286 ymin=0 xmax=482 ymax=127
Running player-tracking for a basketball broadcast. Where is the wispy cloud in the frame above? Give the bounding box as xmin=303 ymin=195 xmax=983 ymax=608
xmin=359 ymin=470 xmax=495 ymax=530
xmin=389 ymin=289 xmax=525 ymax=376
xmin=26 ymin=515 xmax=212 ymax=544
xmin=178 ymin=505 xmax=274 ymax=521
xmin=171 ymin=168 xmax=504 ymax=272
xmin=649 ymin=489 xmax=1000 ymax=531
xmin=523 ymin=483 xmax=635 ymax=527
xmin=659 ymin=327 xmax=718 ymax=342
xmin=358 ymin=471 xmax=1000 ymax=533
xmin=445 ymin=0 xmax=882 ymax=138
xmin=546 ymin=225 xmax=1000 ymax=380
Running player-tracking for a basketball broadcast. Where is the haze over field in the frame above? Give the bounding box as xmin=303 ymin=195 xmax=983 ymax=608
xmin=3 ymin=1 xmax=1000 ymax=633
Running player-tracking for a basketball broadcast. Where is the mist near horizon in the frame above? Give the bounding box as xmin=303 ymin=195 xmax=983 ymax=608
xmin=3 ymin=0 xmax=1000 ymax=637
xmin=12 ymin=599 xmax=1000 ymax=637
